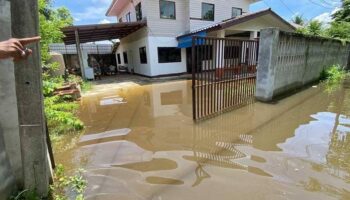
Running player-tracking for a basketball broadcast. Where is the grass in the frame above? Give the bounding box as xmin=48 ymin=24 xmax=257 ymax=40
xmin=81 ymin=81 xmax=92 ymax=93
xmin=320 ymin=64 xmax=348 ymax=84
xmin=320 ymin=64 xmax=348 ymax=93
xmin=10 ymin=165 xmax=87 ymax=200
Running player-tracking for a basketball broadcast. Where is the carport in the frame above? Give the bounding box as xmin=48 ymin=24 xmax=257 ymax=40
xmin=61 ymin=20 xmax=147 ymax=79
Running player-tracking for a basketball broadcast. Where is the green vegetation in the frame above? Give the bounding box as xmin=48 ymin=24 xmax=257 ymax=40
xmin=39 ymin=0 xmax=88 ymax=143
xmin=44 ymin=96 xmax=83 ymax=142
xmin=296 ymin=0 xmax=350 ymax=41
xmin=320 ymin=65 xmax=348 ymax=84
xmin=292 ymin=15 xmax=305 ymax=25
xmin=296 ymin=20 xmax=323 ymax=36
xmin=50 ymin=164 xmax=87 ymax=200
xmin=10 ymin=165 xmax=87 ymax=200
xmin=32 ymin=0 xmax=89 ymax=198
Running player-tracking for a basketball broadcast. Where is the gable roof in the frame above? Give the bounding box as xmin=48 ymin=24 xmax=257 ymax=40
xmin=177 ymin=9 xmax=296 ymax=39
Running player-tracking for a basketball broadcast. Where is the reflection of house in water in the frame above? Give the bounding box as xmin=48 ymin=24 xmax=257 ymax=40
xmin=146 ymin=81 xmax=191 ymax=118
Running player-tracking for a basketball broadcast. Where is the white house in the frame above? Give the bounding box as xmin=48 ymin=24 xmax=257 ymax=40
xmin=106 ymin=0 xmax=295 ymax=77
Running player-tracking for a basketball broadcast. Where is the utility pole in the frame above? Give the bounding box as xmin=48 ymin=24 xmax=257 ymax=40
xmin=11 ymin=0 xmax=51 ymax=196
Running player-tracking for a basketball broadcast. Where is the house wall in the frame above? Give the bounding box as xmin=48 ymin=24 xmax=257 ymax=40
xmin=148 ymin=36 xmax=187 ymax=76
xmin=145 ymin=0 xmax=189 ymax=37
xmin=113 ymin=0 xmax=253 ymax=35
xmin=118 ymin=0 xmax=145 ymax=22
xmin=189 ymin=0 xmax=251 ymax=31
xmin=117 ymin=27 xmax=153 ymax=76
xmin=256 ymin=28 xmax=350 ymax=102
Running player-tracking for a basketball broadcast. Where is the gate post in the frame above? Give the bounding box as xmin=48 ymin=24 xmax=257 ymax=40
xmin=255 ymin=28 xmax=280 ymax=102
xmin=11 ymin=0 xmax=51 ymax=196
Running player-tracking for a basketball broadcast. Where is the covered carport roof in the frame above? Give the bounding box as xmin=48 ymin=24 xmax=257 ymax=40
xmin=62 ymin=20 xmax=147 ymax=44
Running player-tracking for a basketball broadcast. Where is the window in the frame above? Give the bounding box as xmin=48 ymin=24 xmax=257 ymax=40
xmin=201 ymin=45 xmax=213 ymax=60
xmin=160 ymin=0 xmax=176 ymax=19
xmin=224 ymin=46 xmax=240 ymax=59
xmin=119 ymin=18 xmax=123 ymax=23
xmin=126 ymin=12 xmax=131 ymax=22
xmin=158 ymin=47 xmax=181 ymax=63
xmin=135 ymin=3 xmax=142 ymax=21
xmin=232 ymin=7 xmax=242 ymax=18
xmin=123 ymin=52 xmax=128 ymax=64
xmin=139 ymin=47 xmax=147 ymax=64
xmin=117 ymin=53 xmax=121 ymax=64
xmin=202 ymin=3 xmax=214 ymax=21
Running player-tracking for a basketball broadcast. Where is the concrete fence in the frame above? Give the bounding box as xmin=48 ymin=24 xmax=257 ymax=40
xmin=0 ymin=0 xmax=52 ymax=198
xmin=256 ymin=28 xmax=350 ymax=102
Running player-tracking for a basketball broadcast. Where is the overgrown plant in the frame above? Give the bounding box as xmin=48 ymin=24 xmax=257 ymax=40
xmin=39 ymin=0 xmax=89 ymax=143
xmin=320 ymin=64 xmax=348 ymax=84
xmin=10 ymin=165 xmax=88 ymax=200
xmin=44 ymin=96 xmax=84 ymax=139
xmin=50 ymin=164 xmax=87 ymax=200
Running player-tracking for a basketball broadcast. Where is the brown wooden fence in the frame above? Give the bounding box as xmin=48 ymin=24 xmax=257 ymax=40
xmin=192 ymin=36 xmax=258 ymax=120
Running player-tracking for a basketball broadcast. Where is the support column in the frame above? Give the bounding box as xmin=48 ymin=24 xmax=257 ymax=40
xmin=215 ymin=30 xmax=226 ymax=78
xmin=250 ymin=31 xmax=258 ymax=40
xmin=11 ymin=0 xmax=51 ymax=196
xmin=75 ymin=29 xmax=86 ymax=80
xmin=255 ymin=28 xmax=280 ymax=102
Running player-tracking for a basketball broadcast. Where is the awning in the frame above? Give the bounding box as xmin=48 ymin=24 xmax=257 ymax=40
xmin=62 ymin=20 xmax=147 ymax=45
xmin=177 ymin=31 xmax=207 ymax=48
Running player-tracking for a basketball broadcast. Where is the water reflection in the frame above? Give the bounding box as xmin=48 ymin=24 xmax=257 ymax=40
xmin=55 ymin=80 xmax=350 ymax=200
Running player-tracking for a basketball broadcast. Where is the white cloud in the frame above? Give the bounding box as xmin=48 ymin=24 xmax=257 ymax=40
xmin=99 ymin=19 xmax=112 ymax=24
xmin=313 ymin=7 xmax=340 ymax=25
xmin=314 ymin=12 xmax=333 ymax=24
xmin=70 ymin=0 xmax=114 ymax=24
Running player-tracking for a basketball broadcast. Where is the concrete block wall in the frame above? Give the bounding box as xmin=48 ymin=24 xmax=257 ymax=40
xmin=256 ymin=28 xmax=350 ymax=102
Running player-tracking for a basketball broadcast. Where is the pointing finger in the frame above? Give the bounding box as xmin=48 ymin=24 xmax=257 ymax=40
xmin=18 ymin=36 xmax=41 ymax=46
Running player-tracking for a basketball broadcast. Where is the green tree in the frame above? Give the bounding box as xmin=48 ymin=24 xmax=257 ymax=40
xmin=39 ymin=0 xmax=73 ymax=63
xmin=308 ymin=20 xmax=323 ymax=36
xmin=332 ymin=0 xmax=350 ymax=22
xmin=292 ymin=15 xmax=305 ymax=25
xmin=326 ymin=21 xmax=350 ymax=40
xmin=296 ymin=20 xmax=324 ymax=36
xmin=38 ymin=0 xmax=84 ymax=143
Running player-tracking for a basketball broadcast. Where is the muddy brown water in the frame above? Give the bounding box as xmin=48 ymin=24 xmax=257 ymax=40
xmin=55 ymin=80 xmax=350 ymax=200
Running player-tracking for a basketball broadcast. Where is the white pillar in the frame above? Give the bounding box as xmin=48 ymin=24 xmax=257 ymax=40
xmin=215 ymin=30 xmax=226 ymax=70
xmin=250 ymin=31 xmax=258 ymax=40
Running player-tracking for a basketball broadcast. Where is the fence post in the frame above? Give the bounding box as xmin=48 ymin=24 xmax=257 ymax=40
xmin=11 ymin=0 xmax=51 ymax=196
xmin=347 ymin=45 xmax=350 ymax=69
xmin=255 ymin=28 xmax=280 ymax=102
xmin=0 ymin=0 xmax=23 ymax=187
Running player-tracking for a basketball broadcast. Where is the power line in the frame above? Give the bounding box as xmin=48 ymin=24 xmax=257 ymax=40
xmin=278 ymin=0 xmax=297 ymax=16
xmin=262 ymin=0 xmax=271 ymax=8
xmin=307 ymin=0 xmax=337 ymax=9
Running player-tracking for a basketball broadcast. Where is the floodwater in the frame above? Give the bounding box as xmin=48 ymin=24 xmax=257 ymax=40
xmin=55 ymin=80 xmax=350 ymax=200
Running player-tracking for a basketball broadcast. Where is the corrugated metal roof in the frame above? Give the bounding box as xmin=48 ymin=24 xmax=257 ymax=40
xmin=62 ymin=20 xmax=147 ymax=44
xmin=49 ymin=43 xmax=113 ymax=54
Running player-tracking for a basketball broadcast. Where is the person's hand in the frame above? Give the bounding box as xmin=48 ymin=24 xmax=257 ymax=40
xmin=0 ymin=36 xmax=41 ymax=61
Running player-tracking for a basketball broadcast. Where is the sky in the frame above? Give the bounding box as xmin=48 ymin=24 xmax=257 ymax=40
xmin=52 ymin=0 xmax=342 ymax=25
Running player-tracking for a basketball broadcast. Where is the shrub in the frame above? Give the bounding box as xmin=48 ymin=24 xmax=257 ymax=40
xmin=321 ymin=64 xmax=348 ymax=83
xmin=44 ymin=96 xmax=84 ymax=141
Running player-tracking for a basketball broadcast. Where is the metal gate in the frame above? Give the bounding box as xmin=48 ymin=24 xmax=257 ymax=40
xmin=192 ymin=36 xmax=258 ymax=120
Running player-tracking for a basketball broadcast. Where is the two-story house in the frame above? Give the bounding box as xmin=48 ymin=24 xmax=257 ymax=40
xmin=106 ymin=0 xmax=295 ymax=77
